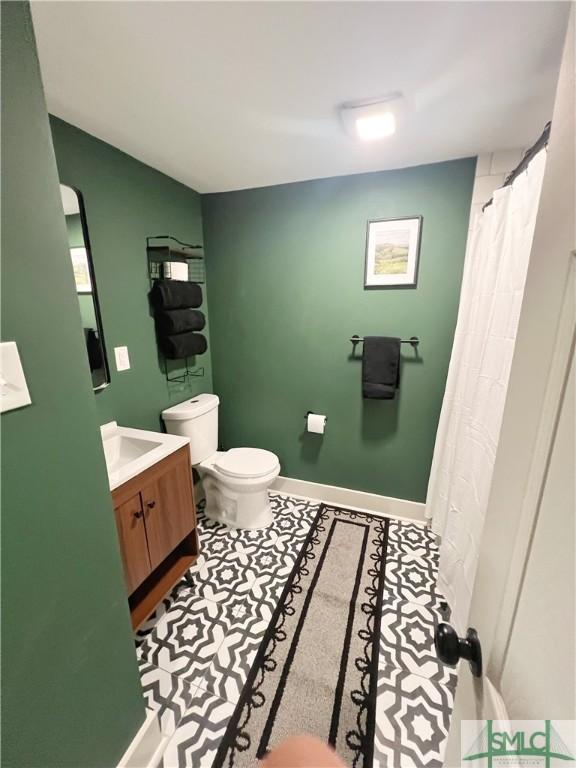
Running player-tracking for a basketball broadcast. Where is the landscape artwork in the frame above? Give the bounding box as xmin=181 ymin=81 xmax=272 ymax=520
xmin=70 ymin=247 xmax=92 ymax=293
xmin=364 ymin=216 xmax=422 ymax=287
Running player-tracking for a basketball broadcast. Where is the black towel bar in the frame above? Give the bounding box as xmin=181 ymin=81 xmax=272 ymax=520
xmin=350 ymin=335 xmax=419 ymax=348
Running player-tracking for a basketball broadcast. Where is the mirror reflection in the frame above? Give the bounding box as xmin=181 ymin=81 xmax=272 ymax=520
xmin=60 ymin=184 xmax=110 ymax=390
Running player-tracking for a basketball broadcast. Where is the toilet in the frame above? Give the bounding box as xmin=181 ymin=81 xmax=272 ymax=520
xmin=162 ymin=394 xmax=280 ymax=529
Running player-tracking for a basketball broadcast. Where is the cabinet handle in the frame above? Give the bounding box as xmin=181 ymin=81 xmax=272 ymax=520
xmin=133 ymin=511 xmax=143 ymax=519
xmin=146 ymin=500 xmax=156 ymax=510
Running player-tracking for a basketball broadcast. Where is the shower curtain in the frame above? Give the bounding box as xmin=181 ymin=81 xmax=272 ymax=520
xmin=425 ymin=148 xmax=547 ymax=633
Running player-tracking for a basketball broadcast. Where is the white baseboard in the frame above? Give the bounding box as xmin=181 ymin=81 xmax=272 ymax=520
xmin=117 ymin=710 xmax=169 ymax=768
xmin=271 ymin=475 xmax=426 ymax=524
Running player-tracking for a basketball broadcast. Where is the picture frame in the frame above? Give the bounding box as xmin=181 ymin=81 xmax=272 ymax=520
xmin=70 ymin=246 xmax=93 ymax=293
xmin=364 ymin=216 xmax=423 ymax=288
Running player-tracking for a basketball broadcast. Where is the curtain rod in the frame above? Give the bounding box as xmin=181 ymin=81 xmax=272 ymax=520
xmin=482 ymin=122 xmax=551 ymax=211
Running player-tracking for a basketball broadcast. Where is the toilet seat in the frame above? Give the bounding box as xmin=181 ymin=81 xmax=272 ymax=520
xmin=215 ymin=448 xmax=279 ymax=479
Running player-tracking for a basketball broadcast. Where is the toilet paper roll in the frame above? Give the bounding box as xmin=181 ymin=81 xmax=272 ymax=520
xmin=306 ymin=413 xmax=326 ymax=434
xmin=166 ymin=261 xmax=189 ymax=281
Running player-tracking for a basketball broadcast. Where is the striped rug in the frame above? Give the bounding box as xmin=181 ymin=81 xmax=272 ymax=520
xmin=212 ymin=503 xmax=389 ymax=768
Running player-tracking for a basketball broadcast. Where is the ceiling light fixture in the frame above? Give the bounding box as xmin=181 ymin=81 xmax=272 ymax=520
xmin=355 ymin=112 xmax=396 ymax=141
xmin=339 ymin=92 xmax=403 ymax=142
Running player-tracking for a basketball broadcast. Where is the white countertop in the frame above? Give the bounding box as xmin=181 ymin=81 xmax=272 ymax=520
xmin=100 ymin=421 xmax=190 ymax=491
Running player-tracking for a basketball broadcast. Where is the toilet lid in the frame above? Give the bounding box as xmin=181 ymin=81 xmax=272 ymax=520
xmin=215 ymin=448 xmax=279 ymax=479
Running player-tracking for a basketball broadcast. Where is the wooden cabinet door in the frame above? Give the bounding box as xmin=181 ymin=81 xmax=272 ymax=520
xmin=141 ymin=452 xmax=196 ymax=570
xmin=114 ymin=493 xmax=151 ymax=594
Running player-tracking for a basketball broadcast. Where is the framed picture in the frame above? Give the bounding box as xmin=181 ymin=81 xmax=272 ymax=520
xmin=364 ymin=216 xmax=422 ymax=288
xmin=70 ymin=247 xmax=92 ymax=293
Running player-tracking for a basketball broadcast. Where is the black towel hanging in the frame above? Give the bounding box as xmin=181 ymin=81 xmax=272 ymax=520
xmin=362 ymin=336 xmax=401 ymax=399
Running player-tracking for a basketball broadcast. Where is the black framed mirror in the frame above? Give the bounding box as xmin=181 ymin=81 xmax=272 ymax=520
xmin=60 ymin=184 xmax=110 ymax=390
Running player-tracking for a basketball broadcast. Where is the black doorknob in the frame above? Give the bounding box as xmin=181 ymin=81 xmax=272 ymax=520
xmin=434 ymin=623 xmax=483 ymax=678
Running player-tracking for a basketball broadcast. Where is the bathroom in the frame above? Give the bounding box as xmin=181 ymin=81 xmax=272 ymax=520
xmin=2 ymin=2 xmax=574 ymax=767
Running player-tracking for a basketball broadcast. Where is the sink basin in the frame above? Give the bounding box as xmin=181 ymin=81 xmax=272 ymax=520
xmin=100 ymin=421 xmax=190 ymax=490
xmin=104 ymin=434 xmax=163 ymax=473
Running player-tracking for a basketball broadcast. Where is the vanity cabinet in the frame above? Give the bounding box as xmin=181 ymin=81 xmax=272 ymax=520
xmin=112 ymin=445 xmax=199 ymax=629
xmin=115 ymin=493 xmax=152 ymax=594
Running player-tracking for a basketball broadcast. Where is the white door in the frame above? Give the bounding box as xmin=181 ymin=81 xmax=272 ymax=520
xmin=442 ymin=11 xmax=575 ymax=765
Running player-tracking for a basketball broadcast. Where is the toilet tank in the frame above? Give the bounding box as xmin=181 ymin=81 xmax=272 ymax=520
xmin=162 ymin=394 xmax=219 ymax=464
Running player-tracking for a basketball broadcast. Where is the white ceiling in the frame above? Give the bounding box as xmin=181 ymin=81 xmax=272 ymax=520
xmin=32 ymin=1 xmax=569 ymax=193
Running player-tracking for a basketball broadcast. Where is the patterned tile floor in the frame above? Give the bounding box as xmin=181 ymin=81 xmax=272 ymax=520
xmin=135 ymin=494 xmax=456 ymax=767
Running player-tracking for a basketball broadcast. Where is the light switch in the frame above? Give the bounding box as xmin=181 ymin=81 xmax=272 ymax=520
xmin=114 ymin=346 xmax=131 ymax=372
xmin=0 ymin=342 xmax=32 ymax=413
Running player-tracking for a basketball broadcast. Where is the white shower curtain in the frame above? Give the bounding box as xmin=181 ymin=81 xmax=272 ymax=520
xmin=426 ymin=148 xmax=547 ymax=634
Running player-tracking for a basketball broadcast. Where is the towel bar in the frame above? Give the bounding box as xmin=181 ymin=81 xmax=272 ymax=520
xmin=350 ymin=335 xmax=419 ymax=348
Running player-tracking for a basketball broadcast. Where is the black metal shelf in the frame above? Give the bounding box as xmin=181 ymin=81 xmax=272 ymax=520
xmin=147 ymin=235 xmax=205 ymax=284
xmin=163 ymin=359 xmax=205 ymax=384
xmin=147 ymin=235 xmax=207 ymax=384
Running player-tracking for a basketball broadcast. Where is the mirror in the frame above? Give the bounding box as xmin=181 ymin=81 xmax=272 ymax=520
xmin=60 ymin=184 xmax=110 ymax=390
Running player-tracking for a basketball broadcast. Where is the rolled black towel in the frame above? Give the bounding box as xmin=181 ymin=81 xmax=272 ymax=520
xmin=149 ymin=279 xmax=202 ymax=310
xmin=156 ymin=309 xmax=205 ymax=335
xmin=160 ymin=332 xmax=207 ymax=360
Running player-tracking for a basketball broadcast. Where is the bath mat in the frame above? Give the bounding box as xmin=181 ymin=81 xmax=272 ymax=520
xmin=212 ymin=503 xmax=389 ymax=768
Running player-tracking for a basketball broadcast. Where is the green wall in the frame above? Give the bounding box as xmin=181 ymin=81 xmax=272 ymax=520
xmin=50 ymin=116 xmax=213 ymax=431
xmin=203 ymin=159 xmax=475 ymax=502
xmin=1 ymin=3 xmax=145 ymax=767
xmin=78 ymin=293 xmax=97 ymax=330
xmin=65 ymin=211 xmax=83 ymax=246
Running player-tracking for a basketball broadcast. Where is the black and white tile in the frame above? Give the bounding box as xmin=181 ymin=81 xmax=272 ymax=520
xmin=187 ymin=553 xmax=259 ymax=606
xmin=199 ymin=612 xmax=269 ymax=704
xmin=373 ymin=518 xmax=456 ymax=767
xmin=137 ymin=493 xmax=319 ymax=762
xmin=138 ymin=594 xmax=234 ymax=686
xmin=160 ymin=686 xmax=236 ymax=768
xmin=139 ymin=660 xmax=197 ymax=736
xmin=375 ymin=666 xmax=455 ymax=768
xmin=385 ymin=553 xmax=440 ymax=607
xmin=136 ymin=497 xmax=456 ymax=767
xmin=388 ymin=518 xmax=440 ymax=559
xmin=378 ymin=596 xmax=457 ymax=690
